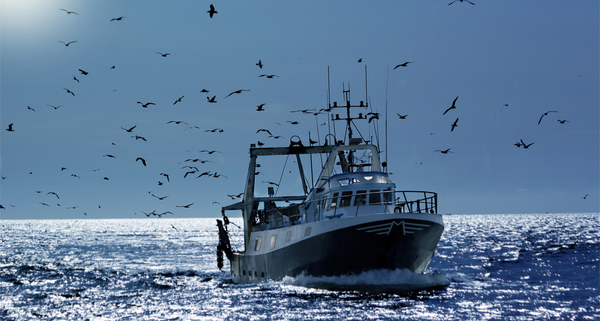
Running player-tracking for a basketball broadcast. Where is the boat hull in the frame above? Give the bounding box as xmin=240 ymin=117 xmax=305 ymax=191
xmin=230 ymin=213 xmax=444 ymax=283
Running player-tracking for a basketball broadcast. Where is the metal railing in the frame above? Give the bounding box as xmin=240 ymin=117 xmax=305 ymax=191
xmin=250 ymin=190 xmax=438 ymax=230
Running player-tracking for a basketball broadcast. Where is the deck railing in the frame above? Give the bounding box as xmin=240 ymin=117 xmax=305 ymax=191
xmin=251 ymin=190 xmax=438 ymax=230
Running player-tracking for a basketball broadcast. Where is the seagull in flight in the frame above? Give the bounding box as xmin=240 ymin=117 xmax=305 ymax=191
xmin=259 ymin=74 xmax=279 ymax=78
xmin=393 ymin=62 xmax=413 ymax=69
xmin=449 ymin=0 xmax=475 ymax=5
xmin=149 ymin=192 xmax=169 ymax=200
xmin=59 ymin=40 xmax=77 ymax=46
xmin=47 ymin=192 xmax=60 ymax=199
xmin=451 ymin=118 xmax=459 ymax=132
xmin=444 ymin=96 xmax=458 ymax=115
xmin=538 ymin=111 xmax=558 ymax=125
xmin=110 ymin=16 xmax=126 ymax=21
xmin=557 ymin=119 xmax=569 ymax=124
xmin=256 ymin=60 xmax=263 ymax=68
xmin=6 ymin=123 xmax=15 ymax=132
xmin=137 ymin=101 xmax=155 ymax=108
xmin=155 ymin=52 xmax=173 ymax=57
xmin=78 ymin=69 xmax=88 ymax=75
xmin=225 ymin=89 xmax=250 ymax=98
xmin=136 ymin=157 xmax=147 ymax=166
xmin=63 ymin=87 xmax=75 ymax=96
xmin=520 ymin=139 xmax=534 ymax=149
xmin=207 ymin=96 xmax=217 ymax=103
xmin=167 ymin=120 xmax=189 ymax=125
xmin=173 ymin=95 xmax=185 ymax=105
xmin=176 ymin=203 xmax=194 ymax=208
xmin=121 ymin=125 xmax=136 ymax=132
xmin=207 ymin=4 xmax=217 ymax=18
xmin=256 ymin=103 xmax=265 ymax=111
xmin=397 ymin=113 xmax=408 ymax=119
xmin=60 ymin=9 xmax=78 ymax=15
xmin=47 ymin=104 xmax=63 ymax=109
xmin=160 ymin=173 xmax=170 ymax=182
xmin=434 ymin=148 xmax=452 ymax=154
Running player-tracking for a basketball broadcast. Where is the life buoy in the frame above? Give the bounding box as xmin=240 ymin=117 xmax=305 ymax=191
xmin=394 ymin=206 xmax=401 ymax=213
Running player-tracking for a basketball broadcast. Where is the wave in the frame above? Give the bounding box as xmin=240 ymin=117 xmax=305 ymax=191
xmin=282 ymin=268 xmax=448 ymax=294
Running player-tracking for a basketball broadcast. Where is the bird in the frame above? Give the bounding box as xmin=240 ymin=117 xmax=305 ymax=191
xmin=167 ymin=120 xmax=189 ymax=125
xmin=257 ymin=141 xmax=265 ymax=146
xmin=72 ymin=75 xmax=79 ymax=83
xmin=393 ymin=62 xmax=413 ymax=69
xmin=225 ymin=89 xmax=250 ymax=98
xmin=207 ymin=96 xmax=217 ymax=103
xmin=47 ymin=192 xmax=60 ymax=199
xmin=59 ymin=40 xmax=77 ymax=46
xmin=6 ymin=123 xmax=15 ymax=132
xmin=121 ymin=125 xmax=136 ymax=132
xmin=514 ymin=141 xmax=522 ymax=148
xmin=434 ymin=148 xmax=452 ymax=154
xmin=103 ymin=154 xmax=116 ymax=158
xmin=47 ymin=104 xmax=63 ymax=109
xmin=158 ymin=173 xmax=170 ymax=182
xmin=358 ymin=58 xmax=362 ymax=63
xmin=256 ymin=104 xmax=265 ymax=111
xmin=184 ymin=170 xmax=197 ymax=178
xmin=200 ymin=150 xmax=221 ymax=154
xmin=451 ymin=118 xmax=459 ymax=132
xmin=205 ymin=128 xmax=223 ymax=133
xmin=27 ymin=106 xmax=35 ymax=112
xmin=155 ymin=52 xmax=172 ymax=57
xmin=200 ymin=89 xmax=209 ymax=93
xmin=136 ymin=157 xmax=147 ymax=166
xmin=131 ymin=135 xmax=146 ymax=141
xmin=582 ymin=194 xmax=589 ymax=199
xmin=449 ymin=0 xmax=475 ymax=5
xmin=78 ymin=69 xmax=88 ymax=75
xmin=176 ymin=203 xmax=194 ymax=208
xmin=212 ymin=172 xmax=227 ymax=178
xmin=557 ymin=119 xmax=569 ymax=124
xmin=149 ymin=192 xmax=169 ymax=200
xmin=207 ymin=4 xmax=217 ymax=18
xmin=63 ymin=87 xmax=75 ymax=96
xmin=137 ymin=101 xmax=155 ymax=108
xmin=262 ymin=181 xmax=280 ymax=186
xmin=60 ymin=9 xmax=78 ymax=15
xmin=173 ymin=95 xmax=185 ymax=105
xmin=520 ymin=139 xmax=534 ymax=149
xmin=110 ymin=65 xmax=116 ymax=69
xmin=287 ymin=121 xmax=299 ymax=125
xmin=397 ymin=114 xmax=408 ymax=119
xmin=259 ymin=74 xmax=279 ymax=78
xmin=256 ymin=129 xmax=272 ymax=135
xmin=196 ymin=171 xmax=212 ymax=178
xmin=367 ymin=112 xmax=379 ymax=123
xmin=538 ymin=111 xmax=558 ymax=125
xmin=444 ymin=96 xmax=458 ymax=115
xmin=256 ymin=60 xmax=263 ymax=68
xmin=110 ymin=16 xmax=125 ymax=21
xmin=269 ymin=135 xmax=284 ymax=139
xmin=170 ymin=224 xmax=178 ymax=231
xmin=185 ymin=158 xmax=211 ymax=163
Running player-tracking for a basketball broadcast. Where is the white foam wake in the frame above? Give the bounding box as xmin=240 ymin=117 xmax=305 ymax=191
xmin=282 ymin=269 xmax=448 ymax=294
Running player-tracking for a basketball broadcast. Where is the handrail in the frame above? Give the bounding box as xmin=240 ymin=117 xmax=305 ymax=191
xmin=250 ymin=190 xmax=438 ymax=230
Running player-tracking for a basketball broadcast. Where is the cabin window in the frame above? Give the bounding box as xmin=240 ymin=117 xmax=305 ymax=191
xmin=330 ymin=192 xmax=339 ymax=208
xmin=369 ymin=190 xmax=381 ymax=205
xmin=383 ymin=188 xmax=394 ymax=204
xmin=255 ymin=237 xmax=262 ymax=251
xmin=304 ymin=227 xmax=312 ymax=237
xmin=354 ymin=190 xmax=367 ymax=206
xmin=285 ymin=231 xmax=292 ymax=242
xmin=269 ymin=235 xmax=277 ymax=250
xmin=340 ymin=191 xmax=353 ymax=207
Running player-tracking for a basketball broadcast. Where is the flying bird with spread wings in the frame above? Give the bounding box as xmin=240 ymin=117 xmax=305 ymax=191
xmin=207 ymin=4 xmax=217 ymax=18
xmin=444 ymin=96 xmax=458 ymax=115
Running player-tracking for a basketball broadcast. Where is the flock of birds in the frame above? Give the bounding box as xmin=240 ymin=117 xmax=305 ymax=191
xmin=1 ymin=3 xmax=589 ymax=217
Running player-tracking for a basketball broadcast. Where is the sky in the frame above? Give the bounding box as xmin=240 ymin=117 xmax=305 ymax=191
xmin=1 ymin=1 xmax=598 ymax=220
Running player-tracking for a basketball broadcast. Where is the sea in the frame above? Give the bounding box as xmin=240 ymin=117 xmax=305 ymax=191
xmin=1 ymin=213 xmax=598 ymax=320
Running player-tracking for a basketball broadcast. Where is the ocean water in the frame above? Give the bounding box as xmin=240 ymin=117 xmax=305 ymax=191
xmin=1 ymin=213 xmax=598 ymax=320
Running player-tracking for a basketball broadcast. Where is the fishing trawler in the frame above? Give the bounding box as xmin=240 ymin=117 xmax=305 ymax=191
xmin=217 ymin=76 xmax=444 ymax=284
